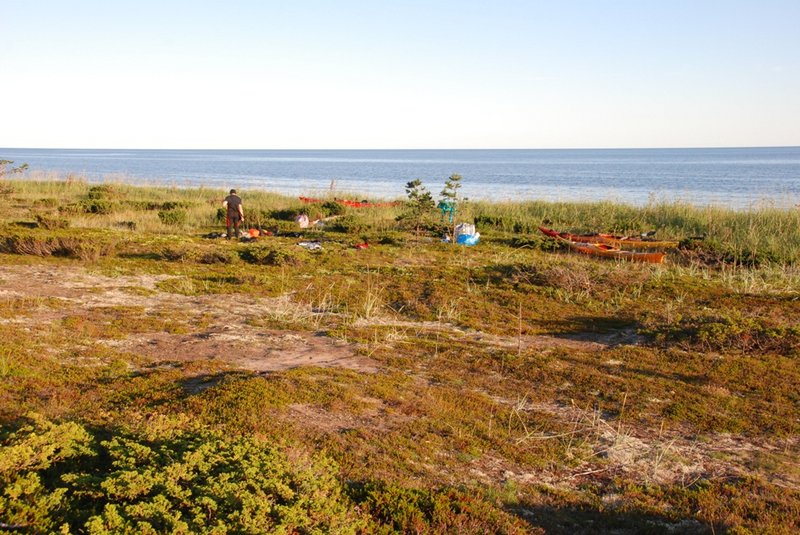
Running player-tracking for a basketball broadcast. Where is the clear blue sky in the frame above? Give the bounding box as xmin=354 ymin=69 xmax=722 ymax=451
xmin=2 ymin=0 xmax=798 ymax=149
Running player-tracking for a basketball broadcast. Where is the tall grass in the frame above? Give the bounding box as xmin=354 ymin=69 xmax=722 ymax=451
xmin=468 ymin=198 xmax=800 ymax=265
xmin=4 ymin=174 xmax=800 ymax=264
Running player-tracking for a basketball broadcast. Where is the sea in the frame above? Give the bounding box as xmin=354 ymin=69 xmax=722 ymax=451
xmin=2 ymin=147 xmax=799 ymax=209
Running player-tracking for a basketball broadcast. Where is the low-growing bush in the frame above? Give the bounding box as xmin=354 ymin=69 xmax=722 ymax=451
xmin=321 ymin=201 xmax=346 ymax=217
xmin=0 ymin=234 xmax=116 ymax=260
xmin=34 ymin=214 xmax=69 ymax=230
xmin=240 ymin=243 xmax=303 ymax=266
xmin=160 ymin=246 xmax=197 ymax=262
xmin=157 ymin=209 xmax=187 ymax=226
xmin=645 ymin=308 xmax=800 ymax=355
xmin=0 ymin=414 xmax=367 ymax=533
xmin=86 ymin=185 xmax=117 ymax=200
xmin=82 ymin=199 xmax=115 ymax=215
xmin=327 ymin=215 xmax=369 ymax=234
xmin=267 ymin=208 xmax=301 ymax=221
xmin=126 ymin=200 xmax=192 ymax=211
xmin=198 ymin=248 xmax=236 ymax=264
xmin=351 ymin=481 xmax=529 ymax=534
xmin=377 ymin=232 xmax=407 ymax=246
xmin=509 ymin=234 xmax=560 ymax=251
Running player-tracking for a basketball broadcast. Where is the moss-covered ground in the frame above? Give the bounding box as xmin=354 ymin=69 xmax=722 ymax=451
xmin=0 ymin=178 xmax=798 ymax=533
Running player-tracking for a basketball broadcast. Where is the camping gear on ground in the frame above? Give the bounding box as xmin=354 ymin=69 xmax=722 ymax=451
xmin=456 ymin=233 xmax=480 ymax=246
xmin=298 ymin=241 xmax=323 ymax=251
xmin=454 ymin=222 xmax=479 ymax=246
xmin=295 ymin=214 xmax=310 ymax=228
xmin=455 ymin=223 xmax=475 ymax=237
xmin=355 ymin=242 xmax=369 ymax=249
xmin=248 ymin=228 xmax=260 ymax=237
xmin=538 ymin=226 xmax=678 ymax=249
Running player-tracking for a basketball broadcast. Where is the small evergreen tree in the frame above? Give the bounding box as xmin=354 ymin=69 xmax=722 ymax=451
xmin=439 ymin=173 xmax=463 ymax=242
xmin=404 ymin=179 xmax=434 ymax=235
xmin=440 ymin=173 xmax=462 ymax=205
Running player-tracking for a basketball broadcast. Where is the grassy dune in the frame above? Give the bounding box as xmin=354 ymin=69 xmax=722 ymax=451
xmin=0 ymin=176 xmax=798 ymax=533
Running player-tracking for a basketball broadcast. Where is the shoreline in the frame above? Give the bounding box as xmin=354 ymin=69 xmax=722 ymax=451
xmin=3 ymin=145 xmax=799 ymax=209
xmin=8 ymin=170 xmax=800 ymax=212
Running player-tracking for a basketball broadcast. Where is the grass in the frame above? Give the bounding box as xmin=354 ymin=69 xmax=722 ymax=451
xmin=0 ymin=175 xmax=798 ymax=532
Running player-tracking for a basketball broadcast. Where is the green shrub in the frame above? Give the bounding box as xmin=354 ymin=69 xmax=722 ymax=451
xmin=82 ymin=199 xmax=115 ymax=215
xmin=0 ymin=414 xmax=94 ymax=533
xmin=646 ymin=309 xmax=800 ymax=354
xmin=86 ymin=185 xmax=117 ymax=200
xmin=508 ymin=234 xmax=559 ymax=251
xmin=321 ymin=201 xmax=346 ymax=217
xmin=126 ymin=200 xmax=191 ymax=211
xmin=352 ymin=482 xmax=529 ymax=534
xmin=328 ymin=215 xmax=368 ymax=234
xmin=157 ymin=209 xmax=187 ymax=226
xmin=0 ymin=415 xmax=367 ymax=533
xmin=34 ymin=214 xmax=69 ymax=230
xmin=198 ymin=249 xmax=235 ymax=264
xmin=160 ymin=246 xmax=197 ymax=262
xmin=377 ymin=232 xmax=407 ymax=246
xmin=240 ymin=243 xmax=302 ymax=266
xmin=267 ymin=208 xmax=301 ymax=221
xmin=160 ymin=201 xmax=191 ymax=211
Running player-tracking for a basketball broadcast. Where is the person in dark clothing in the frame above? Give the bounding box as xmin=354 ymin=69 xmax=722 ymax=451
xmin=223 ymin=189 xmax=245 ymax=239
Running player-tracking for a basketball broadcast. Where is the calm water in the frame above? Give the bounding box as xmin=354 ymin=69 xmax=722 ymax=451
xmin=2 ymin=147 xmax=800 ymax=209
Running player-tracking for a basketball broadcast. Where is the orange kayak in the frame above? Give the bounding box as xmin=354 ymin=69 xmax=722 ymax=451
xmin=564 ymin=240 xmax=666 ymax=263
xmin=539 ymin=226 xmax=678 ymax=249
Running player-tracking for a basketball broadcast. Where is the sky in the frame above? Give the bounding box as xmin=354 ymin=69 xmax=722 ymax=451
xmin=1 ymin=0 xmax=799 ymax=149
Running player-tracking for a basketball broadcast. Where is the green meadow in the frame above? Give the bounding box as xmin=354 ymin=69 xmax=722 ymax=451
xmin=0 ymin=176 xmax=798 ymax=534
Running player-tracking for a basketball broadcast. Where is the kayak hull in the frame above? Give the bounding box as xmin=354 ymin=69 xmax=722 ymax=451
xmin=539 ymin=227 xmax=667 ymax=263
xmin=538 ymin=226 xmax=678 ymax=249
xmin=566 ymin=241 xmax=666 ymax=263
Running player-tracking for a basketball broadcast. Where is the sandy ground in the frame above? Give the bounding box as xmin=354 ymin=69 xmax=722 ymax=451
xmin=1 ymin=262 xmax=797 ymax=490
xmin=0 ymin=263 xmax=376 ymax=373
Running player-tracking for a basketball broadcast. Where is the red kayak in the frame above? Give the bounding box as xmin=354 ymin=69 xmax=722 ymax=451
xmin=299 ymin=196 xmax=401 ymax=208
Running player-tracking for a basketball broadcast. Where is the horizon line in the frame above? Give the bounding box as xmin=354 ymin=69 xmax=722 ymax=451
xmin=2 ymin=145 xmax=800 ymax=152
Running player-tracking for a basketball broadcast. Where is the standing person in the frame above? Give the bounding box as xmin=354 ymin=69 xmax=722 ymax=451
xmin=223 ymin=189 xmax=245 ymax=239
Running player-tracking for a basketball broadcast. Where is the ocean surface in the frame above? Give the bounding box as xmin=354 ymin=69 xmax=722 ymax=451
xmin=2 ymin=147 xmax=799 ymax=209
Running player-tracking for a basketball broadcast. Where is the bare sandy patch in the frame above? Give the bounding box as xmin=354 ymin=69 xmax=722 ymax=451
xmin=0 ymin=264 xmax=377 ymax=374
